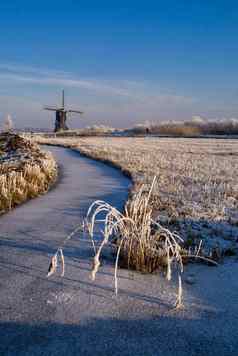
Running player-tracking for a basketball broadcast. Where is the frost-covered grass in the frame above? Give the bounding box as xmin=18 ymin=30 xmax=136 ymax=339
xmin=0 ymin=133 xmax=57 ymax=214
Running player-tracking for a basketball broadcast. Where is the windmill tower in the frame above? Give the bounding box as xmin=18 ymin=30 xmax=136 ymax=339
xmin=44 ymin=90 xmax=83 ymax=132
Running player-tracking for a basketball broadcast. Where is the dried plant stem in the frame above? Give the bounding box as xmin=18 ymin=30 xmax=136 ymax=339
xmin=59 ymin=248 xmax=65 ymax=277
xmin=186 ymin=254 xmax=218 ymax=266
xmin=47 ymin=224 xmax=83 ymax=278
xmin=114 ymin=237 xmax=126 ymax=295
xmin=175 ymin=274 xmax=183 ymax=309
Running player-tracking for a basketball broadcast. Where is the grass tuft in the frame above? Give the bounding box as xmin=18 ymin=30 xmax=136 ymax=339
xmin=86 ymin=177 xmax=184 ymax=301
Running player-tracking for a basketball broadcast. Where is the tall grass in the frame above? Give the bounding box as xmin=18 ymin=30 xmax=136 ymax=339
xmin=0 ymin=158 xmax=57 ymax=213
xmin=0 ymin=133 xmax=57 ymax=214
xmin=86 ymin=178 xmax=184 ymax=307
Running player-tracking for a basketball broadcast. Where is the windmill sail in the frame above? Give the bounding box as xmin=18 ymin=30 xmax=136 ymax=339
xmin=68 ymin=109 xmax=84 ymax=114
xmin=62 ymin=89 xmax=65 ymax=109
xmin=44 ymin=107 xmax=61 ymax=111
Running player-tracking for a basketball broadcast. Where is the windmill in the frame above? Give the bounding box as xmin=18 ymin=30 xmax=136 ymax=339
xmin=44 ymin=90 xmax=83 ymax=132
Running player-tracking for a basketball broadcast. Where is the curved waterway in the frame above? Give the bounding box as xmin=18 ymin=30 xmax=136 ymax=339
xmin=0 ymin=145 xmax=130 ymax=248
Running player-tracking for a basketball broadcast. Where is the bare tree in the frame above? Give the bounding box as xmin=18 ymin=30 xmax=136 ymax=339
xmin=2 ymin=114 xmax=14 ymax=133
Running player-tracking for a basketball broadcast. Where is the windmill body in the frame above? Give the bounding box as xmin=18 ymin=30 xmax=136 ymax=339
xmin=44 ymin=90 xmax=83 ymax=132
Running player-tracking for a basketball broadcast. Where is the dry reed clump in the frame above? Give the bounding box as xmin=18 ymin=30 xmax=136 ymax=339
xmin=86 ymin=178 xmax=185 ymax=307
xmin=0 ymin=133 xmax=57 ymax=214
xmin=87 ymin=179 xmax=183 ymax=272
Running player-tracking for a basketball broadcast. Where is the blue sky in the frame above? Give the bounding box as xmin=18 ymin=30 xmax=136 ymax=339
xmin=0 ymin=0 xmax=238 ymax=129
